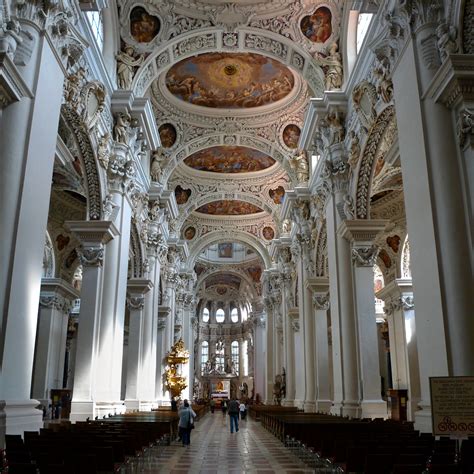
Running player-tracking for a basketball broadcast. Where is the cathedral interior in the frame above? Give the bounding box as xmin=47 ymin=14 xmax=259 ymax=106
xmin=1 ymin=0 xmax=474 ymax=463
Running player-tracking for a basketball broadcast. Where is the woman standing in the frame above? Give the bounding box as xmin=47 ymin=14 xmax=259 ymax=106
xmin=178 ymin=399 xmax=196 ymax=446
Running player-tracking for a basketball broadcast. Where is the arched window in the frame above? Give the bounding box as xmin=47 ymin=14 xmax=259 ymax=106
xmin=231 ymin=341 xmax=239 ymax=375
xmin=202 ymin=307 xmax=210 ymax=323
xmin=201 ymin=341 xmax=209 ymax=375
xmin=216 ymin=308 xmax=225 ymax=323
xmin=231 ymin=307 xmax=238 ymax=323
xmin=356 ymin=13 xmax=373 ymax=54
xmin=241 ymin=306 xmax=248 ymax=322
xmin=86 ymin=11 xmax=104 ymax=51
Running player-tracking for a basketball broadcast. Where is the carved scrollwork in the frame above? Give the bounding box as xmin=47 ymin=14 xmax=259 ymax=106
xmin=127 ymin=295 xmax=145 ymax=310
xmin=39 ymin=294 xmax=72 ymax=313
xmin=313 ymin=293 xmax=330 ymax=311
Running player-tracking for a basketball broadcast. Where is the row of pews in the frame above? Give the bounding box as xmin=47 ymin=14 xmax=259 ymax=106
xmin=3 ymin=407 xmax=205 ymax=474
xmin=252 ymin=405 xmax=474 ymax=474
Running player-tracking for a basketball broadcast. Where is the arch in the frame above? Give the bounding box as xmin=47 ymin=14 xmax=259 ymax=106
xmin=60 ymin=106 xmax=105 ymax=221
xmin=186 ymin=230 xmax=272 ymax=270
xmin=354 ymin=105 xmax=395 ymax=219
xmin=131 ymin=27 xmax=325 ymax=99
xmin=162 ymin=133 xmax=294 ymax=185
xmin=195 ymin=266 xmax=259 ymax=301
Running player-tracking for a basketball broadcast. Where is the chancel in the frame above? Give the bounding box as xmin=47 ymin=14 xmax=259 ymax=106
xmin=1 ymin=0 xmax=473 ymax=472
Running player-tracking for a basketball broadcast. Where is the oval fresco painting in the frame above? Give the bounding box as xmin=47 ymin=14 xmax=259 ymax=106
xmin=300 ymin=6 xmax=332 ymax=43
xmin=130 ymin=6 xmax=160 ymax=43
xmin=185 ymin=146 xmax=275 ymax=173
xmin=166 ymin=52 xmax=295 ymax=109
xmin=184 ymin=226 xmax=196 ymax=240
xmin=195 ymin=200 xmax=263 ymax=216
xmin=158 ymin=123 xmax=177 ymax=148
xmin=262 ymin=226 xmax=275 ymax=240
xmin=282 ymin=124 xmax=301 ymax=149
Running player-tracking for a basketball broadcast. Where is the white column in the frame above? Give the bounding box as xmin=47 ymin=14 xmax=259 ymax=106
xmin=124 ymin=279 xmax=153 ymax=411
xmin=326 ymin=192 xmax=360 ymax=417
xmin=65 ymin=221 xmax=118 ymax=422
xmin=253 ymin=311 xmax=266 ymax=403
xmin=95 ymin=163 xmax=133 ymax=415
xmin=264 ymin=303 xmax=274 ymax=404
xmin=309 ymin=278 xmax=332 ymax=413
xmin=381 ymin=6 xmax=472 ymax=430
xmin=32 ymin=280 xmax=79 ymax=406
xmin=155 ymin=312 xmax=168 ymax=402
xmin=0 ymin=23 xmax=65 ymax=439
xmin=339 ymin=220 xmax=388 ymax=418
xmin=378 ymin=279 xmax=421 ymax=421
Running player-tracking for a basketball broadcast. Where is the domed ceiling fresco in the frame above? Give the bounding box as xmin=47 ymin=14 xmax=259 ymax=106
xmin=165 ymin=52 xmax=295 ymax=108
xmin=195 ymin=200 xmax=263 ymax=215
xmin=205 ymin=274 xmax=241 ymax=290
xmin=184 ymin=146 xmax=275 ymax=173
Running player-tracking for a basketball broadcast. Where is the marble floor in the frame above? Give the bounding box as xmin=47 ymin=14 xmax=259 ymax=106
xmin=145 ymin=412 xmax=314 ymax=473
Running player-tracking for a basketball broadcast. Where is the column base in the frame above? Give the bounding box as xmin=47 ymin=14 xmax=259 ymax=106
xmin=341 ymin=400 xmax=361 ymax=419
xmin=0 ymin=400 xmax=43 ymax=448
xmin=303 ymin=401 xmax=316 ymax=412
xmin=95 ymin=401 xmax=126 ymax=419
xmin=360 ymin=399 xmax=388 ymax=419
xmin=330 ymin=401 xmax=343 ymax=416
xmin=414 ymin=404 xmax=432 ymax=433
xmin=282 ymin=399 xmax=295 ymax=407
xmin=316 ymin=400 xmax=333 ymax=413
xmin=70 ymin=400 xmax=127 ymax=422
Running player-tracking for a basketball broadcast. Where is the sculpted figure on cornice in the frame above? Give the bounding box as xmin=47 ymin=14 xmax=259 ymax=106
xmin=320 ymin=112 xmax=345 ymax=148
xmin=288 ymin=150 xmax=309 ymax=184
xmin=116 ymin=45 xmax=144 ymax=90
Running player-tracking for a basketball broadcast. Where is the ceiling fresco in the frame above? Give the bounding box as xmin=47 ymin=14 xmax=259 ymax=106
xmin=195 ymin=200 xmax=264 ymax=216
xmin=165 ymin=52 xmax=295 ymax=109
xmin=130 ymin=6 xmax=160 ymax=43
xmin=300 ymin=6 xmax=332 ymax=43
xmin=184 ymin=146 xmax=276 ymax=173
xmin=205 ymin=273 xmax=241 ymax=290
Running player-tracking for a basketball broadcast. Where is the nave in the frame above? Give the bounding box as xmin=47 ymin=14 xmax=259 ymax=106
xmin=150 ymin=413 xmax=313 ymax=474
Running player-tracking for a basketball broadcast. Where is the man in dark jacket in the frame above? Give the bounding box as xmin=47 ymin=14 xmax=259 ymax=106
xmin=228 ymin=398 xmax=240 ymax=433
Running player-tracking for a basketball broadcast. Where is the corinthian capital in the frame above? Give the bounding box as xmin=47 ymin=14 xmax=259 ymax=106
xmin=78 ymin=246 xmax=104 ymax=267
xmin=351 ymin=245 xmax=379 ymax=267
xmin=313 ymin=293 xmax=330 ymax=311
xmin=127 ymin=296 xmax=145 ymax=310
xmin=39 ymin=295 xmax=72 ymax=313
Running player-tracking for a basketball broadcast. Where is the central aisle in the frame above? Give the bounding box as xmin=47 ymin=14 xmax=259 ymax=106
xmin=151 ymin=411 xmax=314 ymax=473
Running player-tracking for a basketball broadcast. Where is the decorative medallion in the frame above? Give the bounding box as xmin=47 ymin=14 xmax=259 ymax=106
xmin=300 ymin=7 xmax=332 ymax=43
xmin=166 ymin=52 xmax=294 ymax=109
xmin=56 ymin=234 xmax=70 ymax=251
xmin=159 ymin=123 xmax=177 ymax=148
xmin=386 ymin=235 xmax=401 ymax=253
xmin=269 ymin=186 xmax=286 ymax=204
xmin=130 ymin=6 xmax=160 ymax=43
xmin=175 ymin=185 xmax=192 ymax=205
xmin=184 ymin=146 xmax=275 ymax=173
xmin=216 ymin=287 xmax=227 ymax=295
xmin=195 ymin=200 xmax=263 ymax=215
xmin=184 ymin=226 xmax=196 ymax=240
xmin=262 ymin=226 xmax=275 ymax=240
xmin=282 ymin=124 xmax=301 ymax=149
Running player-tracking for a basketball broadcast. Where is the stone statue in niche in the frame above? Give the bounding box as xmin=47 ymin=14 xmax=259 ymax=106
xmin=348 ymin=130 xmax=361 ymax=168
xmin=114 ymin=112 xmax=131 ymax=145
xmin=116 ymin=45 xmax=144 ymax=90
xmin=318 ymin=42 xmax=343 ymax=91
xmin=289 ymin=150 xmax=309 ymax=183
xmin=372 ymin=60 xmax=393 ymax=103
xmin=436 ymin=21 xmax=458 ymax=62
xmin=150 ymin=150 xmax=165 ymax=182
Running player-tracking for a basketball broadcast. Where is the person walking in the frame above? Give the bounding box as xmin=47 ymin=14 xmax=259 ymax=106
xmin=178 ymin=399 xmax=196 ymax=446
xmin=210 ymin=398 xmax=215 ymax=413
xmin=239 ymin=400 xmax=246 ymax=420
xmin=221 ymin=399 xmax=227 ymax=416
xmin=228 ymin=398 xmax=240 ymax=433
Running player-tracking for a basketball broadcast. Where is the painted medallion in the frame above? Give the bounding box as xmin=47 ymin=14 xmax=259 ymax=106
xmin=175 ymin=185 xmax=191 ymax=205
xmin=158 ymin=123 xmax=177 ymax=148
xmin=130 ymin=7 xmax=160 ymax=43
xmin=262 ymin=226 xmax=275 ymax=240
xmin=184 ymin=226 xmax=196 ymax=240
xmin=282 ymin=124 xmax=301 ymax=149
xmin=300 ymin=7 xmax=332 ymax=43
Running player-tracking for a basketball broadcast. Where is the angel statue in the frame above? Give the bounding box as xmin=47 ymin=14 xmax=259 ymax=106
xmin=116 ymin=45 xmax=144 ymax=90
xmin=289 ymin=150 xmax=309 ymax=183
